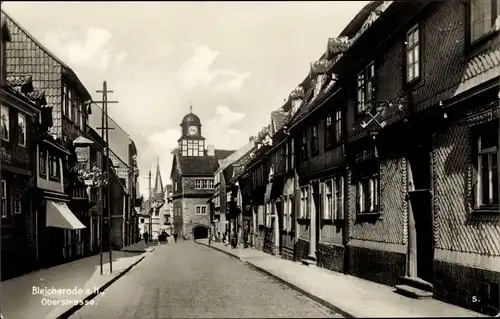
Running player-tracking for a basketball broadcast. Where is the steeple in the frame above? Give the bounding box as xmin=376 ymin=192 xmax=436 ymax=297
xmin=153 ymin=158 xmax=164 ymax=201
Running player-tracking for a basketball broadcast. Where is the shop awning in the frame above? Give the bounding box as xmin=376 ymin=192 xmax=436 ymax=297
xmin=46 ymin=200 xmax=86 ymax=229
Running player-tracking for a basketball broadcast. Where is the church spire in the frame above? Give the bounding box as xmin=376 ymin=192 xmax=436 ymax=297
xmin=153 ymin=158 xmax=164 ymax=201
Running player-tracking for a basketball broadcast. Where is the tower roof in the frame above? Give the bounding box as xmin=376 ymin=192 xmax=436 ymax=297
xmin=153 ymin=159 xmax=164 ymax=201
xmin=180 ymin=105 xmax=201 ymax=126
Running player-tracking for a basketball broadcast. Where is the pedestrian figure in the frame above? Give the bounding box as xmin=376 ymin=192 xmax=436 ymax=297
xmin=143 ymin=231 xmax=149 ymax=246
xmin=243 ymin=225 xmax=249 ymax=248
xmin=173 ymin=233 xmax=178 ymax=243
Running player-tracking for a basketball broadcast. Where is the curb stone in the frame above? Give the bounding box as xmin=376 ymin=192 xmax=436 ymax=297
xmin=196 ymin=241 xmax=356 ymax=318
xmin=55 ymin=255 xmax=146 ymax=319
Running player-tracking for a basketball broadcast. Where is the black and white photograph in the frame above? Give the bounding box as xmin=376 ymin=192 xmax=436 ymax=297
xmin=0 ymin=1 xmax=499 ymax=318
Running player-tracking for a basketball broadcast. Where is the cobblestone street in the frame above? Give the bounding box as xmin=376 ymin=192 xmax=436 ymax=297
xmin=70 ymin=241 xmax=342 ymax=318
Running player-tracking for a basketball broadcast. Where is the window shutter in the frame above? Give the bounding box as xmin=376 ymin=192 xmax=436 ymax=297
xmin=320 ymin=182 xmax=325 ymax=219
xmin=339 ymin=176 xmax=345 ymax=220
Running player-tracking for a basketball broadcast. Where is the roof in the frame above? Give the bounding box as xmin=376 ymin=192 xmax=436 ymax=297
xmin=271 ymin=109 xmax=288 ymax=132
xmin=214 ymin=149 xmax=235 ymax=160
xmin=338 ymin=1 xmax=383 ymax=38
xmin=171 ymin=148 xmax=234 ymax=177
xmin=73 ymin=136 xmax=94 ymax=145
xmin=181 ymin=112 xmax=201 ymax=125
xmin=6 ymin=75 xmax=48 ymax=106
xmin=288 ymin=75 xmax=338 ymax=129
xmin=1 ymin=10 xmax=92 ymax=137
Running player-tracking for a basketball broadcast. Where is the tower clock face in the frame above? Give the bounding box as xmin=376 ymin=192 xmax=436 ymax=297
xmin=188 ymin=126 xmax=198 ymax=136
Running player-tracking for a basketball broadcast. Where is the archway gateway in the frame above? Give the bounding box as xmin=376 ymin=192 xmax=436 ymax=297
xmin=192 ymin=225 xmax=209 ymax=239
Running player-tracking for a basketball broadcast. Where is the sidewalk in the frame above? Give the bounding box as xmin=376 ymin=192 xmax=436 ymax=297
xmin=122 ymin=240 xmax=156 ymax=253
xmin=201 ymin=241 xmax=485 ymax=318
xmin=1 ymin=250 xmax=147 ymax=319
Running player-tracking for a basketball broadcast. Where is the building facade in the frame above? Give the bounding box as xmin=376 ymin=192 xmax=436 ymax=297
xmin=234 ymin=1 xmax=499 ymax=316
xmin=170 ymin=110 xmax=234 ymax=240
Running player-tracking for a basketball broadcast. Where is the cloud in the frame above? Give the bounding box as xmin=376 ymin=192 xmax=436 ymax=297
xmin=157 ymin=45 xmax=172 ymax=57
xmin=44 ymin=27 xmax=116 ymax=69
xmin=115 ymin=52 xmax=128 ymax=65
xmin=177 ymin=44 xmax=251 ymax=92
xmin=204 ymin=105 xmax=247 ymax=149
xmin=145 ymin=127 xmax=180 ymax=156
xmin=215 ymin=71 xmax=251 ymax=93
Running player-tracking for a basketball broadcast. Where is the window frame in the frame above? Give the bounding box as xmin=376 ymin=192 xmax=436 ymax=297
xmin=474 ymin=121 xmax=499 ymax=209
xmin=405 ymin=24 xmax=420 ymax=84
xmin=325 ymin=114 xmax=333 ymax=148
xmin=18 ymin=112 xmax=26 ymax=147
xmin=323 ymin=180 xmax=333 ymax=219
xmin=1 ymin=105 xmax=10 ymax=141
xmin=355 ymin=161 xmax=381 ymax=215
xmin=39 ymin=148 xmax=47 ymax=177
xmin=300 ymin=130 xmax=308 ymax=161
xmin=1 ymin=179 xmax=7 ymax=218
xmin=469 ymin=0 xmax=500 ymax=45
xmin=48 ymin=153 xmax=61 ymax=180
xmin=311 ymin=122 xmax=319 ymax=155
xmin=357 ymin=61 xmax=376 ymax=115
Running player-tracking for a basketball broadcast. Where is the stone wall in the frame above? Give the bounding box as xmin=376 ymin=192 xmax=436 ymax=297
xmin=317 ymin=242 xmax=345 ymax=273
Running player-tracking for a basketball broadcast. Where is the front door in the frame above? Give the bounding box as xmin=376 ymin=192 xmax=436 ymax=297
xmin=407 ymin=138 xmax=434 ymax=283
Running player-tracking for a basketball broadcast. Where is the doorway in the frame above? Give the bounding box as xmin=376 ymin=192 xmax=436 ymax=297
xmin=407 ymin=138 xmax=434 ymax=284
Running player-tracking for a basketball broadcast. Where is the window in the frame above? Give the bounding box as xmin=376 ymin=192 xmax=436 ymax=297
xmin=356 ymin=161 xmax=380 ymax=214
xmin=39 ymin=149 xmax=47 ymax=176
xmin=300 ymin=186 xmax=309 ymax=218
xmin=18 ymin=113 xmax=26 ymax=146
xmin=357 ymin=62 xmax=376 ymax=114
xmin=1 ymin=180 xmax=6 ymax=218
xmin=311 ymin=123 xmax=319 ymax=154
xmin=195 ymin=180 xmax=202 ymax=189
xmin=283 ymin=197 xmax=289 ymax=231
xmin=325 ymin=115 xmax=333 ymax=147
xmin=1 ymin=105 xmax=9 ymax=141
xmin=195 ymin=179 xmax=213 ymax=189
xmin=195 ymin=205 xmax=207 ymax=215
xmin=71 ymin=91 xmax=77 ymax=123
xmin=470 ymin=0 xmax=499 ymax=43
xmin=323 ymin=181 xmax=333 ymax=219
xmin=285 ymin=142 xmax=289 ymax=171
xmin=266 ymin=202 xmax=272 ymax=227
xmin=290 ymin=138 xmax=295 ymax=169
xmin=301 ymin=131 xmax=308 ymax=161
xmin=14 ymin=197 xmax=21 ymax=214
xmin=475 ymin=122 xmax=498 ymax=208
xmin=63 ymin=84 xmax=69 ymax=117
xmin=49 ymin=154 xmax=60 ymax=179
xmin=406 ymin=25 xmax=420 ymax=83
xmin=334 ymin=109 xmax=342 ymax=144
xmin=357 ymin=71 xmax=366 ymax=114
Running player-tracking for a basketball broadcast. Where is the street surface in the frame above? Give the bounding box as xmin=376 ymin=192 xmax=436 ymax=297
xmin=70 ymin=240 xmax=341 ymax=318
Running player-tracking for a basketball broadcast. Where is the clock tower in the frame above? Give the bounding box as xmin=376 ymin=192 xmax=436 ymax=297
xmin=178 ymin=106 xmax=205 ymax=157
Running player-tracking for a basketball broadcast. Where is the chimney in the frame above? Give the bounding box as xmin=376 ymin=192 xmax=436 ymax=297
xmin=249 ymin=136 xmax=255 ymax=142
xmin=207 ymin=144 xmax=215 ymax=156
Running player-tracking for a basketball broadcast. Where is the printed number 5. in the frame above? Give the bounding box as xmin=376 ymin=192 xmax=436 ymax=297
xmin=472 ymin=296 xmax=480 ymax=303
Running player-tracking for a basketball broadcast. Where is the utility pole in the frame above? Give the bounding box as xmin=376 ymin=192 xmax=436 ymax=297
xmin=148 ymin=170 xmax=153 ymax=243
xmin=96 ymin=81 xmax=118 ymax=274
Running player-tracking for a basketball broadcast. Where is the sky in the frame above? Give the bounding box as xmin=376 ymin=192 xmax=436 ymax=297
xmin=3 ymin=1 xmax=368 ymax=197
